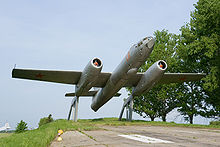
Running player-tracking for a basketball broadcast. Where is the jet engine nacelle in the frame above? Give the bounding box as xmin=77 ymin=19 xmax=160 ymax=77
xmin=75 ymin=57 xmax=102 ymax=96
xmin=132 ymin=60 xmax=167 ymax=96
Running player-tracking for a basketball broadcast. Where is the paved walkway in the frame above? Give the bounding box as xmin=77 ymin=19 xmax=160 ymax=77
xmin=50 ymin=125 xmax=220 ymax=147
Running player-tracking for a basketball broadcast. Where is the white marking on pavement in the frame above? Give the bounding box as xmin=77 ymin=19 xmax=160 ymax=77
xmin=118 ymin=134 xmax=174 ymax=144
xmin=175 ymin=130 xmax=197 ymax=134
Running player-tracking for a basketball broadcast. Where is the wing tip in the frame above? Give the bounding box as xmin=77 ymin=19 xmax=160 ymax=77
xmin=12 ymin=68 xmax=16 ymax=78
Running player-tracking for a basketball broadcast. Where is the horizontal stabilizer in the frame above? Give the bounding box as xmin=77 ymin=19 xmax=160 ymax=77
xmin=65 ymin=91 xmax=121 ymax=97
xmin=65 ymin=91 xmax=98 ymax=97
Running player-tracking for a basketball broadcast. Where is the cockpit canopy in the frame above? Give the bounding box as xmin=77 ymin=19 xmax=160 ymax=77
xmin=143 ymin=36 xmax=153 ymax=41
xmin=137 ymin=36 xmax=153 ymax=47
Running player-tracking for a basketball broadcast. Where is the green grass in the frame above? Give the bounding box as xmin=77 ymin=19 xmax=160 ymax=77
xmin=210 ymin=120 xmax=220 ymax=125
xmin=0 ymin=133 xmax=12 ymax=139
xmin=78 ymin=117 xmax=220 ymax=129
xmin=0 ymin=118 xmax=219 ymax=147
xmin=0 ymin=119 xmax=99 ymax=147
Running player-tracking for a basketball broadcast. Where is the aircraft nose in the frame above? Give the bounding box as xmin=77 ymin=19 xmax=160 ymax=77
xmin=146 ymin=37 xmax=155 ymax=49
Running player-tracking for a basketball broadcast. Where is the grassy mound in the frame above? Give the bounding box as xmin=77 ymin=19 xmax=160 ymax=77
xmin=0 ymin=118 xmax=219 ymax=147
xmin=0 ymin=119 xmax=93 ymax=147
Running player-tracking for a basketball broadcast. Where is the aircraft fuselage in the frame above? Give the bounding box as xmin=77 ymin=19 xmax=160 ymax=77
xmin=91 ymin=37 xmax=155 ymax=111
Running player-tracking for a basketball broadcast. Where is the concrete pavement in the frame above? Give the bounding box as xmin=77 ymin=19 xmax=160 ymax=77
xmin=50 ymin=125 xmax=220 ymax=147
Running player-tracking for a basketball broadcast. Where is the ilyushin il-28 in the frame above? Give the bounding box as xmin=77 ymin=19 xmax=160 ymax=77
xmin=12 ymin=36 xmax=205 ymax=121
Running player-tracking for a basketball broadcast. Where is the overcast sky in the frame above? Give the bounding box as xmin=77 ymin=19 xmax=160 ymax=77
xmin=1 ymin=0 xmax=211 ymax=130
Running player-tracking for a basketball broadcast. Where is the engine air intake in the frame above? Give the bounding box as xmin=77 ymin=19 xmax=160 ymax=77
xmin=93 ymin=58 xmax=102 ymax=67
xmin=158 ymin=60 xmax=167 ymax=69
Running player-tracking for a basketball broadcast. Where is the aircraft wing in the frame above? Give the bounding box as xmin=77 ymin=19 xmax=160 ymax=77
xmin=12 ymin=68 xmax=111 ymax=86
xmin=125 ymin=73 xmax=206 ymax=87
xmin=12 ymin=69 xmax=205 ymax=87
xmin=12 ymin=69 xmax=82 ymax=85
xmin=157 ymin=73 xmax=206 ymax=84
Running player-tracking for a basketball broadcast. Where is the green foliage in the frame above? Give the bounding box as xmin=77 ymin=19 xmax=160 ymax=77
xmin=15 ymin=120 xmax=28 ymax=133
xmin=210 ymin=120 xmax=220 ymax=126
xmin=38 ymin=114 xmax=54 ymax=127
xmin=129 ymin=0 xmax=219 ymax=124
xmin=177 ymin=82 xmax=208 ymax=124
xmin=128 ymin=30 xmax=181 ymax=121
xmin=133 ymin=95 xmax=159 ymax=121
xmin=178 ymin=0 xmax=220 ymax=121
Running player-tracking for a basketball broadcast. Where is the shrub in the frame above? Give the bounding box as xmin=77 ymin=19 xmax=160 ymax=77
xmin=15 ymin=120 xmax=28 ymax=133
xmin=38 ymin=114 xmax=54 ymax=127
xmin=210 ymin=120 xmax=220 ymax=125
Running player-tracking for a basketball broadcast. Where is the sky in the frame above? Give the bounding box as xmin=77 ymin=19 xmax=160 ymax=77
xmin=1 ymin=0 xmax=212 ymax=130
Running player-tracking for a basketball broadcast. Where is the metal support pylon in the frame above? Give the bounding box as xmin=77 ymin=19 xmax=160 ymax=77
xmin=128 ymin=99 xmax=133 ymax=121
xmin=73 ymin=96 xmax=79 ymax=122
xmin=67 ymin=96 xmax=79 ymax=122
xmin=119 ymin=95 xmax=133 ymax=121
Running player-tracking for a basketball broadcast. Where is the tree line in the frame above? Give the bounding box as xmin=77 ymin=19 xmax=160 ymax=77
xmin=127 ymin=0 xmax=220 ymax=124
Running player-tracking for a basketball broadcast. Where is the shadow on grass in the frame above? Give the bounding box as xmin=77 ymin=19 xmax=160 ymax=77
xmin=91 ymin=118 xmax=104 ymax=121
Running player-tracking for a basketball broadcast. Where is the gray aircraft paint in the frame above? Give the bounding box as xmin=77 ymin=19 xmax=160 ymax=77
xmin=12 ymin=36 xmax=206 ymax=114
xmin=91 ymin=37 xmax=155 ymax=111
xmin=75 ymin=58 xmax=102 ymax=96
xmin=132 ymin=60 xmax=167 ymax=96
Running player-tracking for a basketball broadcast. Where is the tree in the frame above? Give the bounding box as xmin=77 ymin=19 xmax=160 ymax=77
xmin=38 ymin=114 xmax=54 ymax=127
xmin=178 ymin=0 xmax=220 ymax=121
xmin=176 ymin=40 xmax=209 ymax=124
xmin=156 ymin=84 xmax=181 ymax=122
xmin=177 ymin=81 xmax=209 ymax=124
xmin=128 ymin=30 xmax=181 ymax=121
xmin=133 ymin=94 xmax=159 ymax=121
xmin=133 ymin=84 xmax=180 ymax=122
xmin=15 ymin=120 xmax=28 ymax=133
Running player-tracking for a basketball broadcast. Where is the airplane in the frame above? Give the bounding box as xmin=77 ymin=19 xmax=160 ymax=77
xmin=0 ymin=123 xmax=11 ymax=132
xmin=12 ymin=36 xmax=206 ymax=121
